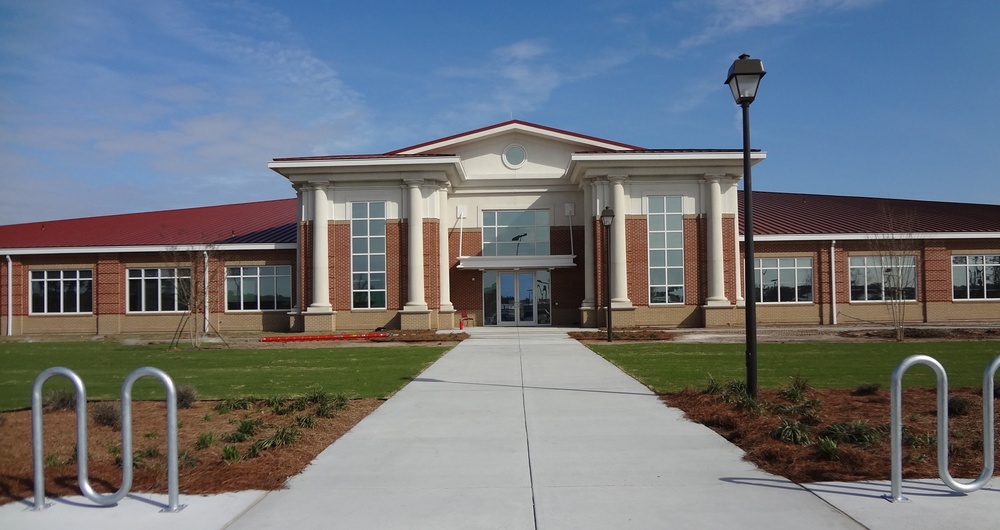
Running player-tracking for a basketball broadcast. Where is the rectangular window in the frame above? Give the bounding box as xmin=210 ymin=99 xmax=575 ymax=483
xmin=755 ymin=257 xmax=813 ymax=302
xmin=127 ymin=268 xmax=191 ymax=312
xmin=952 ymin=255 xmax=1000 ymax=300
xmin=226 ymin=265 xmax=293 ymax=311
xmin=647 ymin=196 xmax=684 ymax=304
xmin=30 ymin=269 xmax=93 ymax=314
xmin=481 ymin=209 xmax=551 ymax=257
xmin=849 ymin=255 xmax=916 ymax=301
xmin=352 ymin=201 xmax=387 ymax=309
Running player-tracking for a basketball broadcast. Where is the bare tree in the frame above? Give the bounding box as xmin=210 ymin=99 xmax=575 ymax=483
xmin=867 ymin=203 xmax=918 ymax=341
xmin=165 ymin=245 xmax=228 ymax=349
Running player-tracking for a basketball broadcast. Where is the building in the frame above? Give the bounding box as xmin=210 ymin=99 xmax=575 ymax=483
xmin=1 ymin=120 xmax=998 ymax=336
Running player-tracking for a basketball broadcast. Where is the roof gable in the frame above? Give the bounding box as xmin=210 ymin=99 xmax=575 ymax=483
xmin=388 ymin=120 xmax=643 ymax=155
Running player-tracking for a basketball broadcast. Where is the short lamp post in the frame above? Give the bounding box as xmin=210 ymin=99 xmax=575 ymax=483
xmin=726 ymin=53 xmax=766 ymax=400
xmin=600 ymin=206 xmax=615 ymax=342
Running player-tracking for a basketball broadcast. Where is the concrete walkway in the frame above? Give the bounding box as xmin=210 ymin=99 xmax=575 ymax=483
xmin=3 ymin=327 xmax=996 ymax=529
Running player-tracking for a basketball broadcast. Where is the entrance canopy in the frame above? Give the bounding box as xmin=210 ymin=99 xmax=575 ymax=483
xmin=456 ymin=255 xmax=576 ymax=270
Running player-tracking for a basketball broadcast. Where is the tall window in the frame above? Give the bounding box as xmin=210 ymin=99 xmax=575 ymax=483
xmin=648 ymin=196 xmax=684 ymax=304
xmin=849 ymin=256 xmax=916 ymax=301
xmin=227 ymin=266 xmax=292 ymax=311
xmin=755 ymin=257 xmax=813 ymax=303
xmin=128 ymin=268 xmax=191 ymax=312
xmin=352 ymin=201 xmax=387 ymax=309
xmin=482 ymin=210 xmax=550 ymax=256
xmin=30 ymin=269 xmax=93 ymax=314
xmin=953 ymin=255 xmax=1000 ymax=300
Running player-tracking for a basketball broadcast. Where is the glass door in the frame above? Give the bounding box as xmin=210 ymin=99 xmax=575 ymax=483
xmin=483 ymin=270 xmax=551 ymax=326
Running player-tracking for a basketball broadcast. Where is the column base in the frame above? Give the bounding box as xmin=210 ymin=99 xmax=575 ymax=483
xmin=400 ymin=310 xmax=432 ymax=330
xmin=705 ymin=298 xmax=731 ymax=307
xmin=293 ymin=311 xmax=336 ymax=333
xmin=702 ymin=305 xmax=738 ymax=328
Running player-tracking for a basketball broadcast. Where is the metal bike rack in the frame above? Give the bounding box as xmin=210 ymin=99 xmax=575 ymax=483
xmin=886 ymin=354 xmax=1000 ymax=502
xmin=31 ymin=366 xmax=185 ymax=512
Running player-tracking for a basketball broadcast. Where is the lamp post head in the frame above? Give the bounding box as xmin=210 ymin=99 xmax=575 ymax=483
xmin=726 ymin=53 xmax=766 ymax=105
xmin=600 ymin=206 xmax=615 ymax=227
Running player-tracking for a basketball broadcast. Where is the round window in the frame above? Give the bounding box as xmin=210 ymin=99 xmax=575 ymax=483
xmin=503 ymin=144 xmax=526 ymax=169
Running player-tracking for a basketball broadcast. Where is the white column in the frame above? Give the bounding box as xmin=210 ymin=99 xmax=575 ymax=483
xmin=706 ymin=176 xmax=728 ymax=305
xmin=610 ymin=175 xmax=631 ymax=306
xmin=404 ymin=180 xmax=427 ymax=310
xmin=581 ymin=182 xmax=595 ymax=309
xmin=293 ymin=185 xmax=303 ymax=310
xmin=438 ymin=185 xmax=453 ymax=312
xmin=308 ymin=184 xmax=331 ymax=311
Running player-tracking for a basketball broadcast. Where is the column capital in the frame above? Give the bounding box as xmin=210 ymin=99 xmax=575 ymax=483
xmin=701 ymin=173 xmax=726 ymax=183
xmin=607 ymin=173 xmax=629 ymax=183
xmin=403 ymin=177 xmax=425 ymax=188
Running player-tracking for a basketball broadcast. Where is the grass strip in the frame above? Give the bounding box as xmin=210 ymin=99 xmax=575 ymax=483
xmin=0 ymin=342 xmax=449 ymax=411
xmin=589 ymin=341 xmax=1000 ymax=393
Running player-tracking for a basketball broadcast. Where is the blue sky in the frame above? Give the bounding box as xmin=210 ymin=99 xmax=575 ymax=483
xmin=2 ymin=0 xmax=998 ymax=225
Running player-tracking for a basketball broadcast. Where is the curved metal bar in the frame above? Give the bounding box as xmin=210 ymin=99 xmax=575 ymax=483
xmin=889 ymin=355 xmax=944 ymax=502
xmin=31 ymin=367 xmax=87 ymax=511
xmin=939 ymin=355 xmax=1000 ymax=493
xmin=120 ymin=367 xmax=184 ymax=512
xmin=888 ymin=354 xmax=1000 ymax=502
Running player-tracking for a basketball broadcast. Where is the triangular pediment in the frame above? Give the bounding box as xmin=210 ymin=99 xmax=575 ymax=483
xmin=389 ymin=120 xmax=641 ymax=183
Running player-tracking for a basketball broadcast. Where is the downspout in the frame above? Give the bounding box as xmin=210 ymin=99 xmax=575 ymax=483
xmin=6 ymin=255 xmax=12 ymax=336
xmin=457 ymin=206 xmax=466 ymax=258
xmin=203 ymin=251 xmax=209 ymax=334
xmin=830 ymin=240 xmax=837 ymax=325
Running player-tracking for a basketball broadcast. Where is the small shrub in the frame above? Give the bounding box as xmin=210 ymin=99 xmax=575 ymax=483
xmin=704 ymin=375 xmax=722 ymax=394
xmin=92 ymin=402 xmax=122 ymax=431
xmin=215 ymin=396 xmax=254 ymax=414
xmin=263 ymin=396 xmax=287 ymax=409
xmin=306 ymin=390 xmax=331 ymax=406
xmin=222 ymin=418 xmax=263 ymax=443
xmin=221 ymin=444 xmax=241 ymax=464
xmin=290 ymin=396 xmax=309 ymax=412
xmin=44 ymin=389 xmax=76 ymax=410
xmin=196 ymin=432 xmax=216 ymax=450
xmin=820 ymin=420 xmax=883 ymax=448
xmin=333 ymin=393 xmax=349 ymax=409
xmin=144 ymin=430 xmax=158 ymax=439
xmin=852 ymin=383 xmax=881 ymax=396
xmin=721 ymin=379 xmax=748 ymax=402
xmin=264 ymin=425 xmax=302 ymax=448
xmin=178 ymin=450 xmax=200 ymax=468
xmin=815 ymin=437 xmax=839 ymax=460
xmin=176 ymin=385 xmax=198 ymax=409
xmin=779 ymin=375 xmax=810 ymax=403
xmin=902 ymin=426 xmax=936 ymax=448
xmin=948 ymin=396 xmax=971 ymax=417
xmin=316 ymin=403 xmax=334 ymax=418
xmin=202 ymin=413 xmax=212 ymax=422
xmin=245 ymin=440 xmax=264 ymax=459
xmin=44 ymin=454 xmax=62 ymax=467
xmin=295 ymin=414 xmax=316 ymax=428
xmin=771 ymin=419 xmax=811 ymax=445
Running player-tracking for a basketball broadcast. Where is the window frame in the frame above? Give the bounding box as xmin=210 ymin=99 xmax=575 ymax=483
xmin=647 ymin=196 xmax=685 ymax=305
xmin=848 ymin=255 xmax=917 ymax=302
xmin=754 ymin=257 xmax=814 ymax=303
xmin=952 ymin=254 xmax=1000 ymax=300
xmin=126 ymin=267 xmax=192 ymax=313
xmin=29 ymin=269 xmax=94 ymax=315
xmin=226 ymin=265 xmax=293 ymax=312
xmin=351 ymin=201 xmax=388 ymax=310
xmin=481 ymin=209 xmax=551 ymax=257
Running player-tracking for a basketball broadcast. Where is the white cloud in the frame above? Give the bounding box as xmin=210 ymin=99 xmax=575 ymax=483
xmin=678 ymin=0 xmax=884 ymax=48
xmin=0 ymin=0 xmax=370 ymax=224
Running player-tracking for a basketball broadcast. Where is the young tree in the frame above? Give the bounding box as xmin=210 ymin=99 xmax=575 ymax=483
xmin=166 ymin=245 xmax=227 ymax=349
xmin=867 ymin=203 xmax=918 ymax=341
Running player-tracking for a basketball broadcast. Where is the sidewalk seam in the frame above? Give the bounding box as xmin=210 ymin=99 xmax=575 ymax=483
xmin=518 ymin=331 xmax=540 ymax=530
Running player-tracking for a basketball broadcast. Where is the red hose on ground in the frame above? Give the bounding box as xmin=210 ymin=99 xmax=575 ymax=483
xmin=259 ymin=332 xmax=390 ymax=343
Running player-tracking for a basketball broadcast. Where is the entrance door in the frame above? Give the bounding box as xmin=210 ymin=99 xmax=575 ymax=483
xmin=483 ymin=270 xmax=551 ymax=326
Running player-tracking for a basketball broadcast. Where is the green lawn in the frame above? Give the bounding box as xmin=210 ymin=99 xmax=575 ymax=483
xmin=589 ymin=341 xmax=1000 ymax=393
xmin=0 ymin=342 xmax=450 ymax=411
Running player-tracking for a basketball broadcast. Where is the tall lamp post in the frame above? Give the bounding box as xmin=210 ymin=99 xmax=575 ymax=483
xmin=726 ymin=53 xmax=766 ymax=399
xmin=600 ymin=206 xmax=615 ymax=342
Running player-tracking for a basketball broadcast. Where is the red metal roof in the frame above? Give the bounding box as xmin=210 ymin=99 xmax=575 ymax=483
xmin=743 ymin=191 xmax=1000 ymax=235
xmin=0 ymin=198 xmax=296 ymax=249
